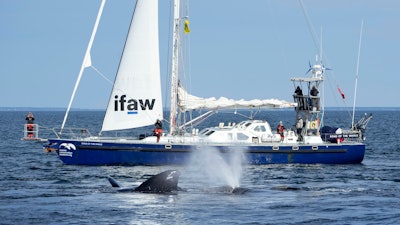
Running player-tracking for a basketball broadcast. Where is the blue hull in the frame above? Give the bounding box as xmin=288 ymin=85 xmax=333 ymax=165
xmin=46 ymin=139 xmax=365 ymax=166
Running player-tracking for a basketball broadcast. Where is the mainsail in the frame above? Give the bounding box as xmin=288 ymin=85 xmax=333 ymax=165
xmin=101 ymin=0 xmax=162 ymax=132
xmin=178 ymin=85 xmax=297 ymax=111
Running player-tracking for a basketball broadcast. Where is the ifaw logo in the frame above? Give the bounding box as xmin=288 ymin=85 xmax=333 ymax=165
xmin=114 ymin=95 xmax=156 ymax=114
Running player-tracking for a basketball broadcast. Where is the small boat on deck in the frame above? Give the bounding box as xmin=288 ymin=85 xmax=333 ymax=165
xmin=44 ymin=0 xmax=371 ymax=165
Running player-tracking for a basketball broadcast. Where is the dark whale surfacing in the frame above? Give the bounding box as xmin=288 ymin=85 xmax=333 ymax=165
xmin=108 ymin=170 xmax=181 ymax=193
xmin=135 ymin=170 xmax=180 ymax=193
xmin=108 ymin=170 xmax=249 ymax=195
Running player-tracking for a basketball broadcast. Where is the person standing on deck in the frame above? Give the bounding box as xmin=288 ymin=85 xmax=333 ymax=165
xmin=294 ymin=86 xmax=304 ymax=110
xmin=296 ymin=115 xmax=304 ymax=141
xmin=25 ymin=112 xmax=35 ymax=138
xmin=276 ymin=121 xmax=285 ymax=142
xmin=310 ymin=85 xmax=320 ymax=110
xmin=154 ymin=119 xmax=163 ymax=143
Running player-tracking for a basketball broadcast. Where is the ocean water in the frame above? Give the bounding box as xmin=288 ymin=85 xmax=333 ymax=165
xmin=0 ymin=109 xmax=399 ymax=225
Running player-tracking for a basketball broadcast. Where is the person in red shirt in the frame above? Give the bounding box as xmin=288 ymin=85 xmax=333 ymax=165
xmin=153 ymin=119 xmax=163 ymax=143
xmin=276 ymin=121 xmax=285 ymax=142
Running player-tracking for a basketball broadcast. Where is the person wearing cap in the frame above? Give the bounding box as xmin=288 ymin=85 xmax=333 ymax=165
xmin=296 ymin=115 xmax=304 ymax=140
xmin=276 ymin=121 xmax=285 ymax=142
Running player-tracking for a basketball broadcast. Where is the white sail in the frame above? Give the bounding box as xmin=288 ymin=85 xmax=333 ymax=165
xmin=178 ymin=85 xmax=297 ymax=111
xmin=102 ymin=0 xmax=162 ymax=132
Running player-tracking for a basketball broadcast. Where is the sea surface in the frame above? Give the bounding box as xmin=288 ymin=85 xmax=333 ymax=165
xmin=0 ymin=109 xmax=399 ymax=225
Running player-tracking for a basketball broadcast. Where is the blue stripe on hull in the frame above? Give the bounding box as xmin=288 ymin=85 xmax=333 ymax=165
xmin=48 ymin=139 xmax=365 ymax=166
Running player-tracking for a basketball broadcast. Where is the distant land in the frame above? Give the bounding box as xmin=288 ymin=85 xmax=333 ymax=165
xmin=1 ymin=107 xmax=399 ymax=112
xmin=0 ymin=107 xmax=103 ymax=112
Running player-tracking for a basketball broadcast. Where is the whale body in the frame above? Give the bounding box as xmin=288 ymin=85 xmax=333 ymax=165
xmin=108 ymin=170 xmax=249 ymax=195
xmin=108 ymin=170 xmax=180 ymax=193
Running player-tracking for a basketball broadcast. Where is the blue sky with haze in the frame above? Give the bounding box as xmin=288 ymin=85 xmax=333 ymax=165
xmin=1 ymin=0 xmax=399 ymax=109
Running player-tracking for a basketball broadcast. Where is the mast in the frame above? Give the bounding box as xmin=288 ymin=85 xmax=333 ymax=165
xmin=291 ymin=58 xmax=324 ymax=139
xmin=61 ymin=0 xmax=106 ymax=132
xmin=352 ymin=20 xmax=364 ymax=129
xmin=169 ymin=0 xmax=181 ymax=135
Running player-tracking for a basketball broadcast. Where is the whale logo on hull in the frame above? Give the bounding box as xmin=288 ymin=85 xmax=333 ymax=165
xmin=59 ymin=143 xmax=76 ymax=151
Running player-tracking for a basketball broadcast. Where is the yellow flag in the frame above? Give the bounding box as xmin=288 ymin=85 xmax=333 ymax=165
xmin=184 ymin=19 xmax=190 ymax=34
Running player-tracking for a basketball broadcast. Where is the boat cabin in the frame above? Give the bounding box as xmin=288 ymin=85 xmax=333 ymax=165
xmin=198 ymin=120 xmax=298 ymax=144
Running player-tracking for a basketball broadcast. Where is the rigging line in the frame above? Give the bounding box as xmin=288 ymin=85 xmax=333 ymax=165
xmin=299 ymin=0 xmax=351 ymax=120
xmin=322 ymin=56 xmax=351 ymax=117
xmin=234 ymin=110 xmax=253 ymax=120
xmin=323 ymin=74 xmax=348 ymax=117
xmin=298 ymin=0 xmax=334 ymax=80
xmin=340 ymin=94 xmax=353 ymax=119
xmin=299 ymin=0 xmax=341 ymax=108
xmin=326 ymin=74 xmax=352 ymax=120
xmin=298 ymin=0 xmax=319 ymax=54
xmin=181 ymin=33 xmax=192 ymax=129
xmin=90 ymin=65 xmax=114 ymax=85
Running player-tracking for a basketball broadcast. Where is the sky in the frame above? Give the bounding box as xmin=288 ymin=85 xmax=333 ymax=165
xmin=1 ymin=0 xmax=399 ymax=109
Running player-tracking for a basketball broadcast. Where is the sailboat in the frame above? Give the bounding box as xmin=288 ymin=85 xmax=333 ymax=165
xmin=45 ymin=0 xmax=371 ymax=165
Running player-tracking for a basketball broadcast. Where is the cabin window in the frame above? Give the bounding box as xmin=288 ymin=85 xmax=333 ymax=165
xmin=199 ymin=129 xmax=209 ymax=135
xmin=253 ymin=125 xmax=266 ymax=132
xmin=204 ymin=130 xmax=215 ymax=136
xmin=237 ymin=133 xmax=249 ymax=141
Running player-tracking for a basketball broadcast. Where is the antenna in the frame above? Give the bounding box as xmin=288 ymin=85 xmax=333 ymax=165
xmin=352 ymin=20 xmax=364 ymax=129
